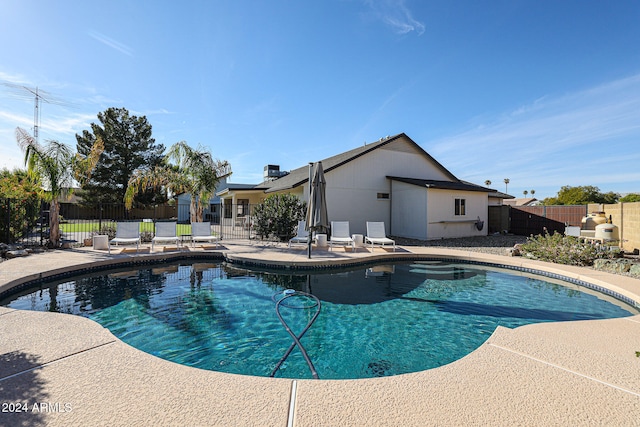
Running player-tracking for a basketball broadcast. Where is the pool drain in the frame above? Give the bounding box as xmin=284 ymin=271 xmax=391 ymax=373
xmin=270 ymin=290 xmax=321 ymax=379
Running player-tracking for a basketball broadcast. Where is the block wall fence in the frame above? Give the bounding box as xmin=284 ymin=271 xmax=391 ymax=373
xmin=588 ymin=202 xmax=640 ymax=253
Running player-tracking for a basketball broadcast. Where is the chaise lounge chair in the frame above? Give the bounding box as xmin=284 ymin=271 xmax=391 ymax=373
xmin=191 ymin=222 xmax=219 ymax=248
xmin=289 ymin=220 xmax=310 ymax=248
xmin=365 ymin=221 xmax=396 ymax=251
xmin=151 ymin=221 xmax=180 ymax=252
xmin=329 ymin=221 xmax=355 ymax=251
xmin=109 ymin=221 xmax=141 ymax=254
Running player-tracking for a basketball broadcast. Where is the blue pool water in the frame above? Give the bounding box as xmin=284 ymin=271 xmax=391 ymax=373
xmin=2 ymin=261 xmax=636 ymax=379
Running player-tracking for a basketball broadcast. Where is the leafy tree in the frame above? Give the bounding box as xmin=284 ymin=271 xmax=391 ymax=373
xmin=0 ymin=168 xmax=42 ymax=198
xmin=252 ymin=193 xmax=306 ymax=241
xmin=601 ymin=191 xmax=620 ymax=204
xmin=620 ymin=193 xmax=640 ymax=203
xmin=542 ymin=185 xmax=620 ymax=205
xmin=76 ymin=107 xmax=166 ymax=206
xmin=16 ymin=127 xmax=103 ymax=247
xmin=0 ymin=168 xmax=43 ymax=243
xmin=125 ymin=141 xmax=231 ymax=222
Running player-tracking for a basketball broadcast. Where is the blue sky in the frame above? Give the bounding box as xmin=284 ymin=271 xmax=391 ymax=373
xmin=1 ymin=0 xmax=639 ymax=200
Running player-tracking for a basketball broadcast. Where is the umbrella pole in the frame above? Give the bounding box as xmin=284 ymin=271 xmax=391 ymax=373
xmin=308 ymin=162 xmax=313 ymax=258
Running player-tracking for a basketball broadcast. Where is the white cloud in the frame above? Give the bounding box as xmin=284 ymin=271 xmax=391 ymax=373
xmin=130 ymin=108 xmax=173 ymax=117
xmin=0 ymin=71 xmax=31 ymax=86
xmin=0 ymin=111 xmax=33 ymax=128
xmin=362 ymin=0 xmax=425 ymax=35
xmin=88 ymin=31 xmax=134 ymax=56
xmin=429 ymin=73 xmax=640 ymax=197
xmin=39 ymin=112 xmax=96 ymax=135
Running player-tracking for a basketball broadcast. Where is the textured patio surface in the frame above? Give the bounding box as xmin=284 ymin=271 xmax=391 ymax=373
xmin=1 ymin=240 xmax=639 ymax=426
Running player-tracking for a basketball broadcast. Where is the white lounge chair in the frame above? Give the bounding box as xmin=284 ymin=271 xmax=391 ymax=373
xmin=289 ymin=220 xmax=310 ymax=248
xmin=191 ymin=222 xmax=219 ymax=248
xmin=108 ymin=221 xmax=141 ymax=254
xmin=329 ymin=221 xmax=355 ymax=251
xmin=151 ymin=221 xmax=180 ymax=251
xmin=365 ymin=221 xmax=395 ymax=251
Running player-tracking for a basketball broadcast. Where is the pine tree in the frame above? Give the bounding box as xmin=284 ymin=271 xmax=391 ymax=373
xmin=76 ymin=107 xmax=166 ymax=206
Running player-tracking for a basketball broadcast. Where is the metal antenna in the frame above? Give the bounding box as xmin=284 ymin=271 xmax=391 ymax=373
xmin=2 ymin=82 xmax=74 ymax=143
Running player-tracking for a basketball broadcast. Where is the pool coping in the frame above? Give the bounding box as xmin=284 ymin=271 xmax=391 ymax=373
xmin=1 ymin=242 xmax=640 ymax=426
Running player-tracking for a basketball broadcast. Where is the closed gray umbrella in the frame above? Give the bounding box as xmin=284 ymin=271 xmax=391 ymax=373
xmin=306 ymin=161 xmax=328 ymax=258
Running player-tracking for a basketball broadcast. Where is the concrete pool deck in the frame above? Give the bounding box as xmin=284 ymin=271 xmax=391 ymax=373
xmin=1 ymin=240 xmax=640 ymax=426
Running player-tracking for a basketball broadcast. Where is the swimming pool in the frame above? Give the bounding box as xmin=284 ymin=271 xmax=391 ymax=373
xmin=2 ymin=260 xmax=636 ymax=379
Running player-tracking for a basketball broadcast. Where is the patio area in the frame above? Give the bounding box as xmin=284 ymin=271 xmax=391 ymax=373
xmin=1 ymin=240 xmax=640 ymax=426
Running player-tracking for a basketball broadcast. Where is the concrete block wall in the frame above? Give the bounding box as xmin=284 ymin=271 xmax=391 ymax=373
xmin=589 ymin=202 xmax=640 ymax=253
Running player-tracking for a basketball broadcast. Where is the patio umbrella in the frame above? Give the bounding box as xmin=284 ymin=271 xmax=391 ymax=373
xmin=306 ymin=161 xmax=328 ymax=258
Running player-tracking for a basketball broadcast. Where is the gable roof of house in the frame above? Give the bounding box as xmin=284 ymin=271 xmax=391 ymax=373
xmin=388 ymin=177 xmax=493 ymax=193
xmin=260 ymin=133 xmax=459 ymax=193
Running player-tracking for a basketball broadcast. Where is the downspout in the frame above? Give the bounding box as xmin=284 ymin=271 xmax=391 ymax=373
xmin=388 ymin=179 xmax=393 ymax=235
xmin=424 ymin=187 xmax=429 ymax=240
xmin=308 ymin=162 xmax=313 ymax=259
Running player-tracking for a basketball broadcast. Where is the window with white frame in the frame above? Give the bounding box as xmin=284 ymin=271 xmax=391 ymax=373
xmin=454 ymin=198 xmax=466 ymax=216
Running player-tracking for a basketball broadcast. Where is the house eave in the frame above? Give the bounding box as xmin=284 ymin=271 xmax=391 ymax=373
xmin=387 ymin=176 xmax=492 ymax=193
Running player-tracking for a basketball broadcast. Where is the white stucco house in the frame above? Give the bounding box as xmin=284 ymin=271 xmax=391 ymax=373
xmin=217 ymin=133 xmax=496 ymax=240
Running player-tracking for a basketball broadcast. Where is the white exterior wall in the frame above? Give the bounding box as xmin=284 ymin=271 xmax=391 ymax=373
xmin=426 ymin=189 xmax=488 ymax=239
xmin=488 ymin=196 xmax=503 ymax=206
xmin=390 ymin=180 xmax=428 ymax=239
xmin=323 ymin=139 xmax=450 ymax=236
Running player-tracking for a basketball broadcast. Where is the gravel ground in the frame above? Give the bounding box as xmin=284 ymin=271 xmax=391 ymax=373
xmin=393 ymin=234 xmax=528 ymax=256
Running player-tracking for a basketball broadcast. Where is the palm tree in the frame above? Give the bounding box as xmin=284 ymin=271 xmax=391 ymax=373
xmin=531 ymin=189 xmax=536 ymax=197
xmin=523 ymin=190 xmax=528 ymax=197
xmin=484 ymin=180 xmax=491 ymax=186
xmin=16 ymin=127 xmax=103 ymax=247
xmin=504 ymin=178 xmax=510 ymax=193
xmin=125 ymin=141 xmax=231 ymax=222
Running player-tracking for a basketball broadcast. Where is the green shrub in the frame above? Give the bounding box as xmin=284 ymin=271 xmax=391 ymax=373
xmin=90 ymin=225 xmax=117 ymax=240
xmin=140 ymin=231 xmax=153 ymax=243
xmin=520 ymin=231 xmax=620 ymax=266
xmin=0 ymin=198 xmax=42 ymax=244
xmin=252 ymin=194 xmax=306 ymax=242
xmin=0 ymin=170 xmax=44 ymax=244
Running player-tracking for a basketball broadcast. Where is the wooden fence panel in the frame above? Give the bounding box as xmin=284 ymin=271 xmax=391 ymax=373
xmin=508 ymin=205 xmax=588 ymax=236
